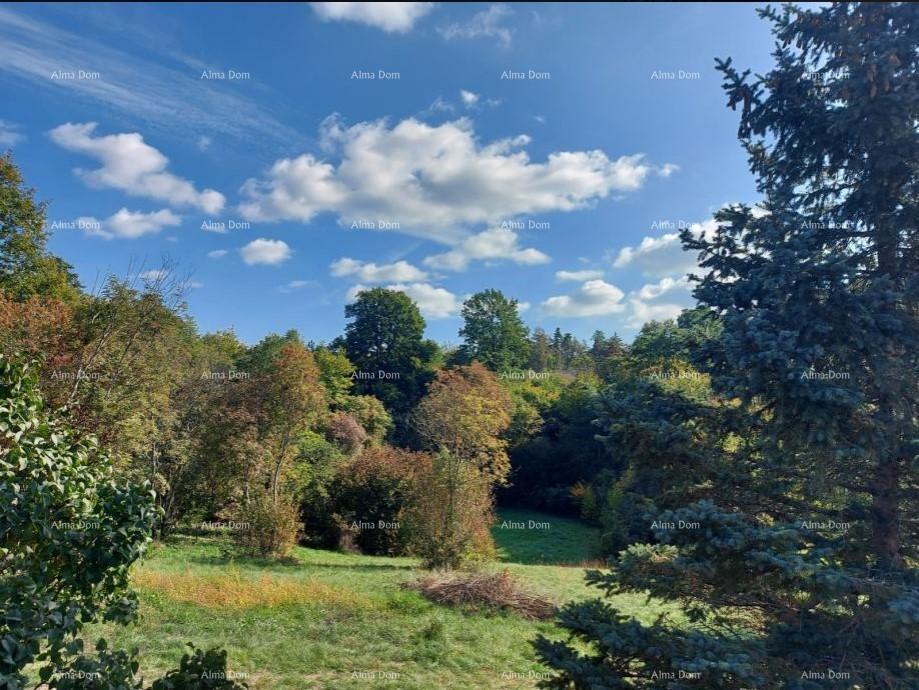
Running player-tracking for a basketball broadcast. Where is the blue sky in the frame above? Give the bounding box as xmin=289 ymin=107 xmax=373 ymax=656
xmin=0 ymin=2 xmax=774 ymax=346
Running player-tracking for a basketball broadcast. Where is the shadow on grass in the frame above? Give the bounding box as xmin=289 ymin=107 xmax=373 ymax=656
xmin=491 ymin=508 xmax=602 ymax=566
xmin=158 ymin=535 xmax=417 ymax=571
xmin=182 ymin=554 xmax=417 ymax=572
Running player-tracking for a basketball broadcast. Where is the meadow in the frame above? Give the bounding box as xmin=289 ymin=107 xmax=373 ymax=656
xmin=84 ymin=510 xmax=676 ymax=690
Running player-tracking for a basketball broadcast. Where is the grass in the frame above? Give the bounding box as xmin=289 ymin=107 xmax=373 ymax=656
xmin=79 ymin=509 xmax=679 ymax=689
xmin=491 ymin=508 xmax=603 ymax=565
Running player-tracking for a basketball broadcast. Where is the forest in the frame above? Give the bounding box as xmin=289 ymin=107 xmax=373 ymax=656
xmin=0 ymin=2 xmax=916 ymax=689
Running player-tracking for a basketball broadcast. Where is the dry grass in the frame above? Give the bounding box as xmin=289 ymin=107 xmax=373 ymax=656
xmin=133 ymin=567 xmax=374 ymax=610
xmin=405 ymin=569 xmax=556 ymax=620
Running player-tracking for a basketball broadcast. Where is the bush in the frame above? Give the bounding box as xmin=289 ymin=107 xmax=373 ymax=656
xmin=332 ymin=445 xmax=427 ymax=555
xmin=150 ymin=644 xmax=248 ymax=689
xmin=0 ymin=356 xmax=156 ymax=688
xmin=235 ymin=491 xmax=299 ymax=559
xmin=0 ymin=355 xmax=245 ymax=689
xmin=402 ymin=451 xmax=495 ymax=569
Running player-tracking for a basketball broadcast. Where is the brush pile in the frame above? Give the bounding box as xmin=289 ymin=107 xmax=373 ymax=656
xmin=405 ymin=569 xmax=555 ymax=620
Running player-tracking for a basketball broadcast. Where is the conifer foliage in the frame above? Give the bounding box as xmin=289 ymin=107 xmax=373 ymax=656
xmin=535 ymin=3 xmax=918 ymax=688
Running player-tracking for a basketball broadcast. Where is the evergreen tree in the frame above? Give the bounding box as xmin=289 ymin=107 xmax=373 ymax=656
xmin=528 ymin=327 xmax=553 ymax=372
xmin=536 ymin=4 xmax=918 ymax=688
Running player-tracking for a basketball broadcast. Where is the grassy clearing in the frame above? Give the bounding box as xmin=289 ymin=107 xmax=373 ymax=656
xmin=81 ymin=510 xmax=678 ymax=689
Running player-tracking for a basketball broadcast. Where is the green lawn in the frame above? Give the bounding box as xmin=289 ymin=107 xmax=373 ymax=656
xmin=81 ymin=510 xmax=677 ymax=689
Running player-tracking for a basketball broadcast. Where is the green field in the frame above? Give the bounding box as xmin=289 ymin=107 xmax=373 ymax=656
xmin=83 ymin=510 xmax=675 ymax=689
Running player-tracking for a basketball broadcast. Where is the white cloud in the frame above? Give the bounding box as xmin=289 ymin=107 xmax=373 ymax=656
xmin=423 ymin=97 xmax=455 ymax=116
xmin=438 ymin=4 xmax=514 ymax=47
xmin=207 ymin=249 xmax=228 ymax=259
xmin=197 ymin=135 xmax=212 ymax=152
xmin=0 ymin=119 xmax=23 ymax=147
xmin=541 ymin=280 xmax=626 ymax=317
xmin=460 ymin=90 xmax=479 ymax=107
xmin=331 ymin=257 xmax=428 ymax=283
xmin=240 ymin=238 xmax=292 ymax=265
xmin=185 ymin=280 xmax=204 ymax=289
xmin=613 ymin=219 xmax=718 ymax=277
xmin=424 ymin=226 xmax=549 ymax=271
xmin=76 ymin=208 xmax=181 ymax=239
xmin=658 ymin=163 xmax=679 ymax=178
xmin=626 ymin=276 xmax=694 ymax=327
xmin=50 ymin=122 xmax=225 ymax=214
xmin=239 ymin=115 xmax=671 ymax=246
xmin=310 ymin=2 xmax=434 ymax=32
xmin=556 ymin=269 xmax=603 ymax=282
xmin=347 ymin=282 xmax=459 ymax=319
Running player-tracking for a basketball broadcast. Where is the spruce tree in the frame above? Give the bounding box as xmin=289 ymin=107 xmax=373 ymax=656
xmin=535 ymin=3 xmax=917 ymax=688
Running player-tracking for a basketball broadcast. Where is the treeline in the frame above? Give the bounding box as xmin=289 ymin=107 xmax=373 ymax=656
xmin=0 ymin=151 xmax=637 ymax=571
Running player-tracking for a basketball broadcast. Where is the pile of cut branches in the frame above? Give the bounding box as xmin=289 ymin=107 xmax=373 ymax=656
xmin=404 ymin=569 xmax=555 ymax=620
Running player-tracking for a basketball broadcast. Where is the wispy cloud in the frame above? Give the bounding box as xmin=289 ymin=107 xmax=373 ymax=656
xmin=0 ymin=119 xmax=24 ymax=147
xmin=438 ymin=4 xmax=514 ymax=47
xmin=0 ymin=6 xmax=303 ymax=148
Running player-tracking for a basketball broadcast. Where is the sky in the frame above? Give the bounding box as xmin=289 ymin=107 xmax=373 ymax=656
xmin=0 ymin=2 xmax=776 ymax=346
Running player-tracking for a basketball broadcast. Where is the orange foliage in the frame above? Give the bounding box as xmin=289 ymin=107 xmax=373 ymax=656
xmin=412 ymin=361 xmax=513 ymax=484
xmin=133 ymin=567 xmax=374 ymax=610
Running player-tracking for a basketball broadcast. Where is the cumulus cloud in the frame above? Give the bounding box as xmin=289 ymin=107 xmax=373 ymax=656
xmin=613 ymin=219 xmax=718 ymax=277
xmin=331 ymin=257 xmax=428 ymax=283
xmin=556 ymin=269 xmax=603 ymax=282
xmin=49 ymin=122 xmax=225 ymax=214
xmin=310 ymin=2 xmax=434 ymax=32
xmin=240 ymin=238 xmax=292 ymax=265
xmin=239 ymin=116 xmax=671 ymax=244
xmin=424 ymin=226 xmax=549 ymax=271
xmin=626 ymin=276 xmax=694 ymax=327
xmin=438 ymin=4 xmax=514 ymax=47
xmin=76 ymin=208 xmax=181 ymax=239
xmin=207 ymin=249 xmax=228 ymax=259
xmin=347 ymin=282 xmax=459 ymax=319
xmin=541 ymin=280 xmax=626 ymax=317
xmin=0 ymin=119 xmax=23 ymax=147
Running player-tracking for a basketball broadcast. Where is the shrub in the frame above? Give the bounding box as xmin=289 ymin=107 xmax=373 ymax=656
xmin=0 ymin=354 xmax=245 ymax=689
xmin=402 ymin=450 xmax=495 ymax=569
xmin=150 ymin=645 xmax=248 ymax=689
xmin=332 ymin=445 xmax=427 ymax=555
xmin=0 ymin=355 xmax=155 ymax=688
xmin=235 ymin=490 xmax=299 ymax=559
